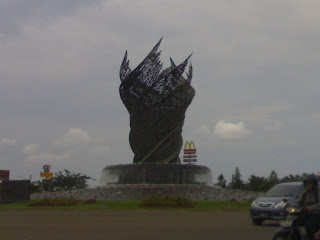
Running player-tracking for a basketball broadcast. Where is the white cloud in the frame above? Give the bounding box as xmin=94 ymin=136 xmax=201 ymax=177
xmin=22 ymin=144 xmax=39 ymax=154
xmin=53 ymin=128 xmax=92 ymax=147
xmin=214 ymin=120 xmax=251 ymax=139
xmin=1 ymin=138 xmax=17 ymax=146
xmin=26 ymin=152 xmax=70 ymax=164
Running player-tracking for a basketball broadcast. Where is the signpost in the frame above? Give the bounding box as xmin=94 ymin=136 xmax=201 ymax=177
xmin=40 ymin=165 xmax=53 ymax=178
xmin=0 ymin=170 xmax=9 ymax=180
xmin=183 ymin=141 xmax=197 ymax=164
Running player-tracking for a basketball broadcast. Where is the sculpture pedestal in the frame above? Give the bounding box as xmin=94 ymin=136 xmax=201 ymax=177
xmin=100 ymin=164 xmax=213 ymax=185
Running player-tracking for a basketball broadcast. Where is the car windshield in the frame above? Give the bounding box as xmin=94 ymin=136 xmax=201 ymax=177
xmin=265 ymin=184 xmax=299 ymax=197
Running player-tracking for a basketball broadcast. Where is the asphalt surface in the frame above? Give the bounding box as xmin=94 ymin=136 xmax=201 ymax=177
xmin=0 ymin=210 xmax=280 ymax=240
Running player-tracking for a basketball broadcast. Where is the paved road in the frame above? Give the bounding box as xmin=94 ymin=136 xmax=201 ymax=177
xmin=0 ymin=210 xmax=280 ymax=240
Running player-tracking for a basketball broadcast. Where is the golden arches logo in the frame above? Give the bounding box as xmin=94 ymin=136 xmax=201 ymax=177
xmin=184 ymin=141 xmax=196 ymax=150
xmin=183 ymin=141 xmax=196 ymax=155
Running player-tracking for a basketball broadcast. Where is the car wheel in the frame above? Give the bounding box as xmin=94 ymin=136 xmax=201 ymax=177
xmin=252 ymin=218 xmax=264 ymax=225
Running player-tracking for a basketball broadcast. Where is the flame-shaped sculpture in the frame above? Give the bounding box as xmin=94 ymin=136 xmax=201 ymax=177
xmin=119 ymin=38 xmax=195 ymax=164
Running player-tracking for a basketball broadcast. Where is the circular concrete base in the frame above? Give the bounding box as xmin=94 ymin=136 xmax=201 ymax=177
xmin=100 ymin=164 xmax=213 ymax=185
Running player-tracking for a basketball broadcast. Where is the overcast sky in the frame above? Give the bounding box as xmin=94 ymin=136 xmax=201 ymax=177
xmin=1 ymin=0 xmax=320 ymax=186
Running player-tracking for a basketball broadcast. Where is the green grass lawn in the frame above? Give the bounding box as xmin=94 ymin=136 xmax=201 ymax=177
xmin=0 ymin=199 xmax=252 ymax=210
xmin=193 ymin=200 xmax=252 ymax=210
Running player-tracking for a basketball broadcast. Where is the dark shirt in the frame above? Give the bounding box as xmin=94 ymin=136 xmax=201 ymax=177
xmin=296 ymin=188 xmax=320 ymax=212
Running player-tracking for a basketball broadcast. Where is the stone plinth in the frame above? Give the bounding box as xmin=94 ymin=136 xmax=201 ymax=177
xmin=100 ymin=164 xmax=213 ymax=185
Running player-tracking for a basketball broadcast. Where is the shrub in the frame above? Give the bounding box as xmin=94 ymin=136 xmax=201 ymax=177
xmin=29 ymin=182 xmax=40 ymax=193
xmin=140 ymin=196 xmax=194 ymax=208
xmin=32 ymin=169 xmax=94 ymax=192
xmin=27 ymin=198 xmax=80 ymax=207
xmin=82 ymin=199 xmax=97 ymax=204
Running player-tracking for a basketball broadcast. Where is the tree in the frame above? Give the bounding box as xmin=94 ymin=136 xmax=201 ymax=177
xmin=280 ymin=174 xmax=303 ymax=183
xmin=244 ymin=175 xmax=267 ymax=192
xmin=268 ymin=170 xmax=279 ymax=185
xmin=216 ymin=174 xmax=227 ymax=188
xmin=228 ymin=167 xmax=244 ymax=189
xmin=262 ymin=170 xmax=280 ymax=191
xmin=33 ymin=169 xmax=94 ymax=192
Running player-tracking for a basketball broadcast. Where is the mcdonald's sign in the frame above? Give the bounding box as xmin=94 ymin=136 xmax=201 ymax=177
xmin=183 ymin=141 xmax=197 ymax=163
xmin=183 ymin=141 xmax=196 ymax=154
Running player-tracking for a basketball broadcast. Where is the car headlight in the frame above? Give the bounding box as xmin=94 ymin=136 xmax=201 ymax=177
xmin=286 ymin=207 xmax=295 ymax=213
xmin=274 ymin=201 xmax=287 ymax=208
xmin=251 ymin=201 xmax=258 ymax=207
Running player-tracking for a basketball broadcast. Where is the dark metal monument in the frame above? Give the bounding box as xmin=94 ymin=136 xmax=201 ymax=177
xmin=101 ymin=39 xmax=212 ymax=185
xmin=120 ymin=38 xmax=194 ymax=164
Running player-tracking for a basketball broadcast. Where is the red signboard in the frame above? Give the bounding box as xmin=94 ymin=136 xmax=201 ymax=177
xmin=0 ymin=170 xmax=10 ymax=180
xmin=183 ymin=149 xmax=196 ymax=154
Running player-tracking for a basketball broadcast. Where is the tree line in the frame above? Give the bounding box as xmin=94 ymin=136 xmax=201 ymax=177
xmin=215 ymin=167 xmax=318 ymax=192
xmin=31 ymin=167 xmax=318 ymax=193
xmin=2 ymin=168 xmax=316 ymax=194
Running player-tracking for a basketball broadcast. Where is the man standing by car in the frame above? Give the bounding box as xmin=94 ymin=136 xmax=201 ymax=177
xmin=295 ymin=174 xmax=320 ymax=239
